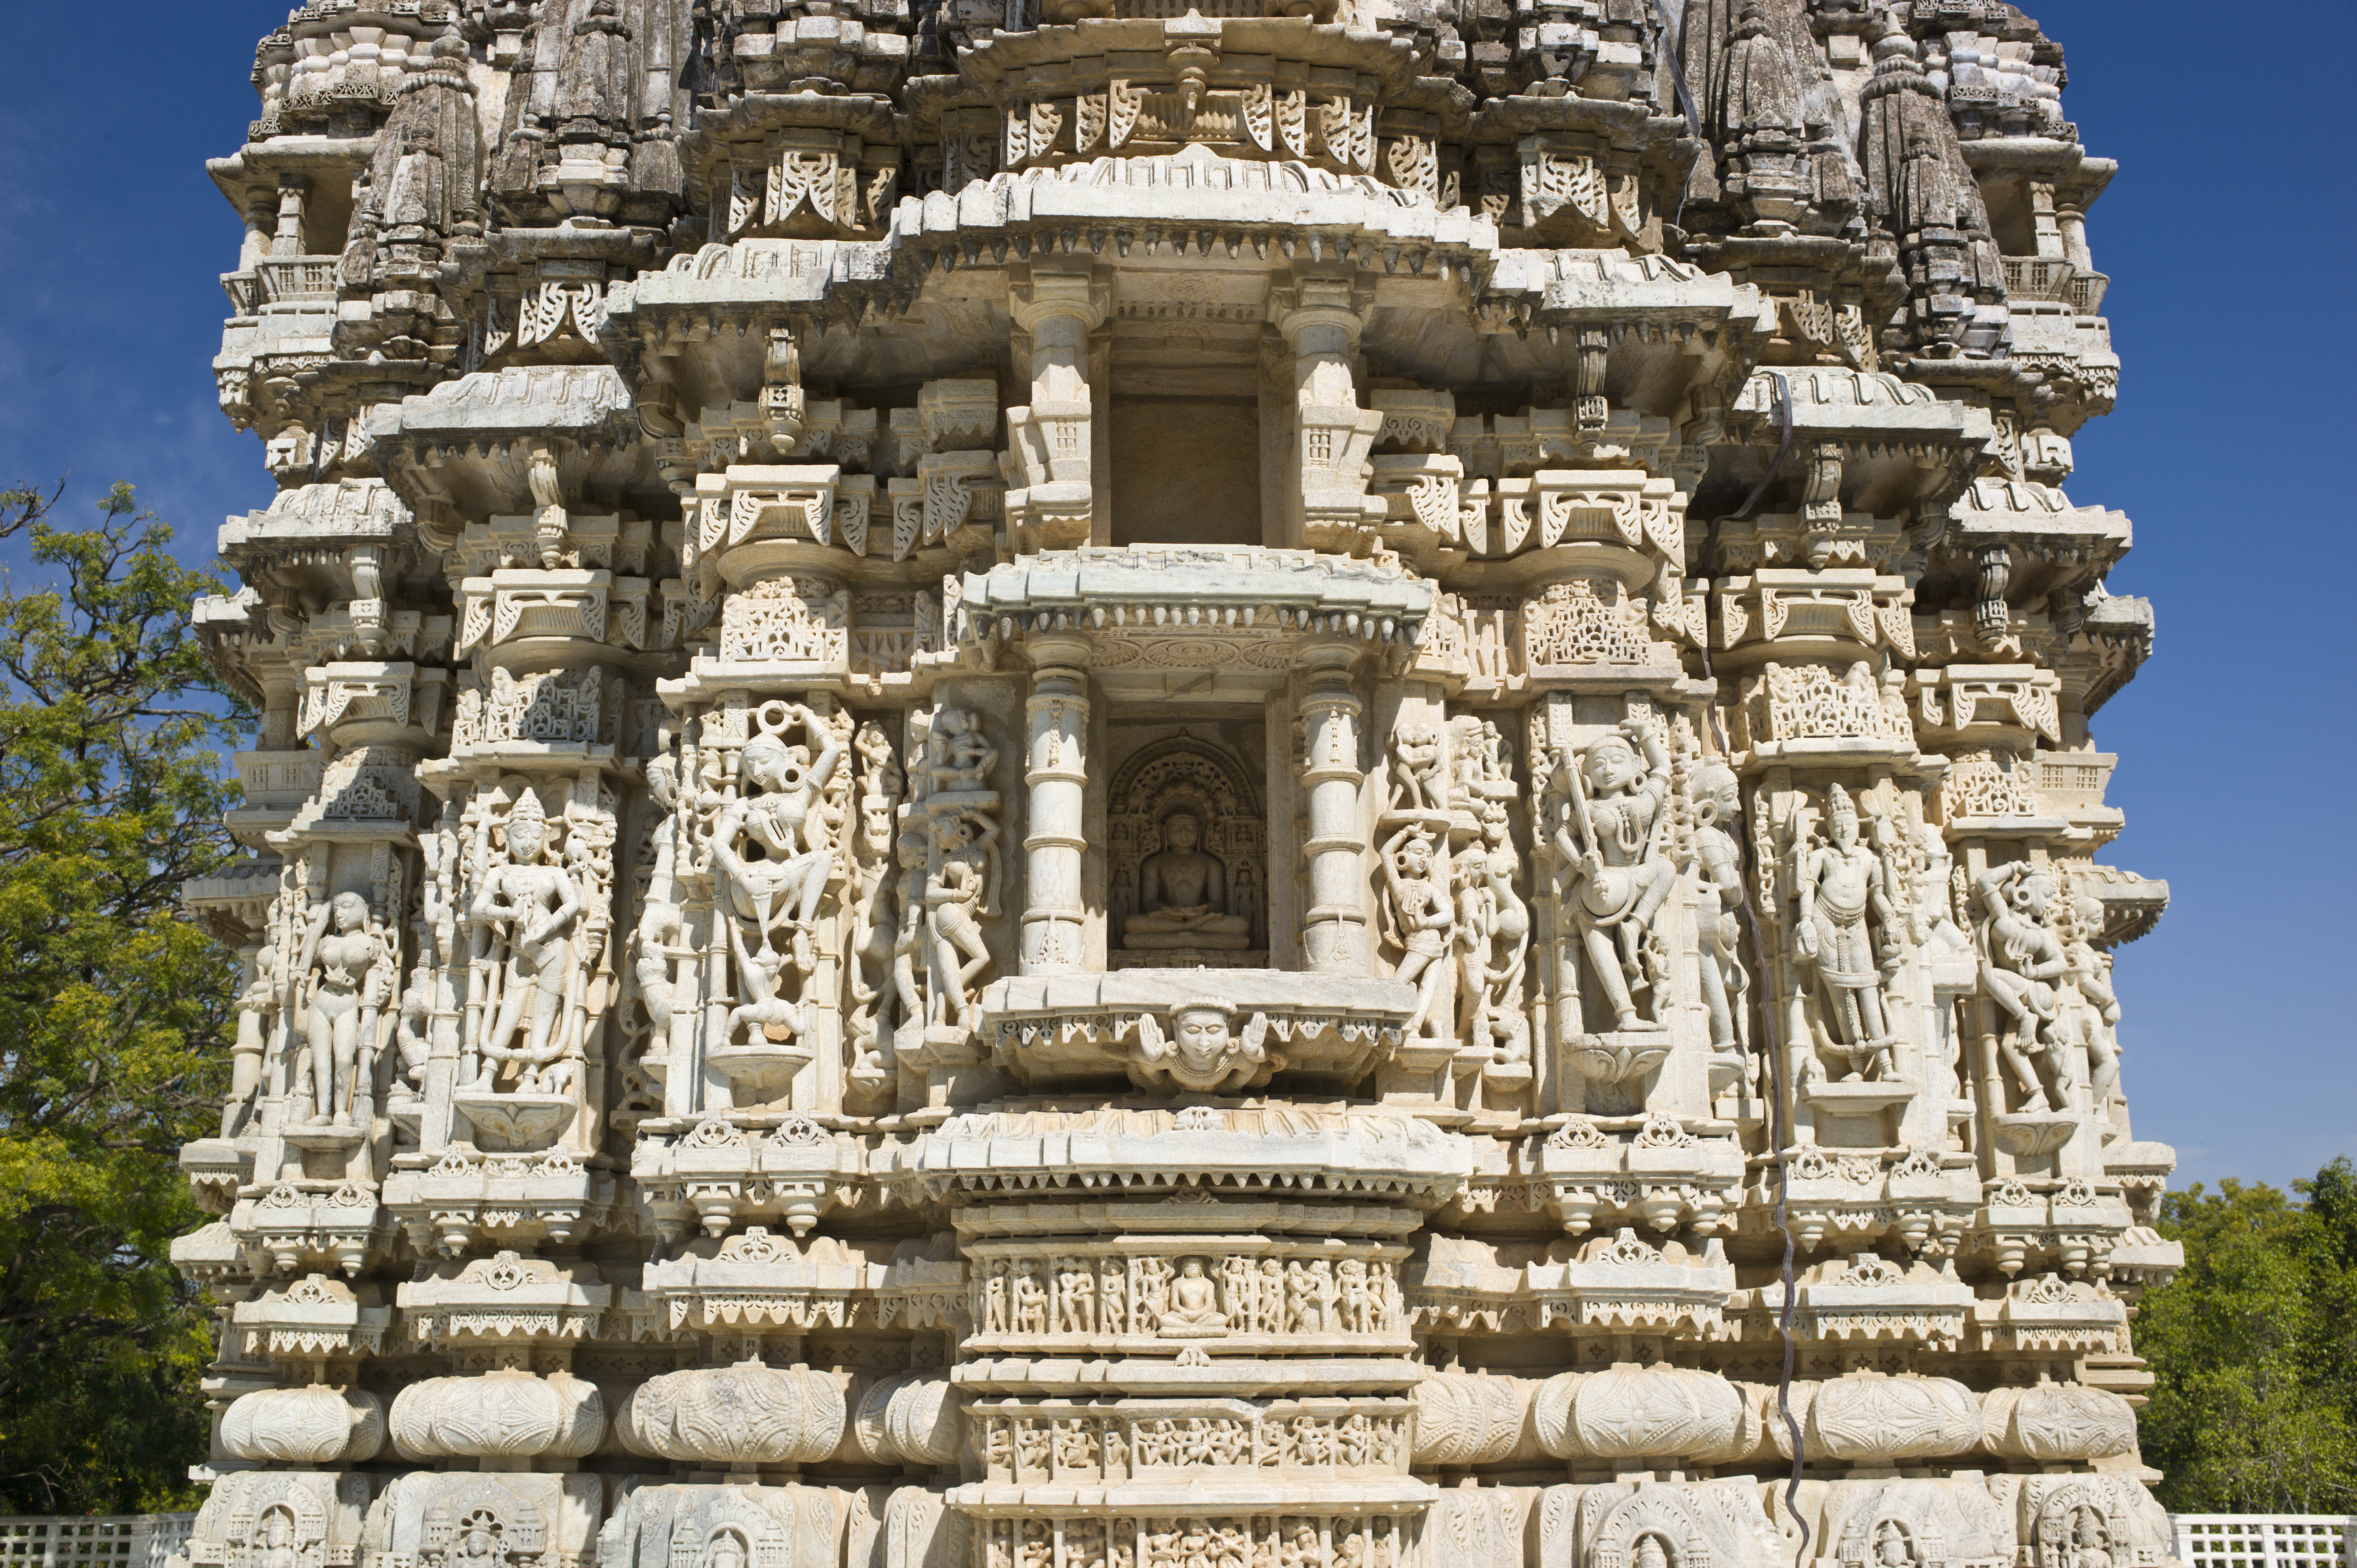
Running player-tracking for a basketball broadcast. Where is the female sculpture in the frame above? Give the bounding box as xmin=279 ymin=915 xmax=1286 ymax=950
xmin=295 ymin=889 xmax=392 ymax=1128
xmin=1379 ymin=827 xmax=1454 ymax=1040
xmin=926 ymin=812 xmax=1001 ymax=1030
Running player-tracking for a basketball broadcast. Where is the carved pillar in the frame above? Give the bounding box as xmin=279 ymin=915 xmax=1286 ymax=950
xmin=1021 ymin=635 xmax=1090 ymax=973
xmin=1006 ymin=266 xmax=1109 ymax=553
xmin=1271 ymin=274 xmax=1382 ymax=553
xmin=1297 ymin=641 xmax=1367 ymax=974
xmin=2057 ymin=203 xmax=2093 ymax=272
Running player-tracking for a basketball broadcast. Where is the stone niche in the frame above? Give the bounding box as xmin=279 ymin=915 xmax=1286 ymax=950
xmin=1104 ymin=718 xmax=1271 ymax=966
xmin=1109 ymin=397 xmax=1264 ymax=547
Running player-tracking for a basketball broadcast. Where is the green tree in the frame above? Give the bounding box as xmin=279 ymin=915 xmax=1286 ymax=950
xmin=2139 ymin=1160 xmax=2357 ymax=1513
xmin=0 ymin=479 xmax=244 ymax=1513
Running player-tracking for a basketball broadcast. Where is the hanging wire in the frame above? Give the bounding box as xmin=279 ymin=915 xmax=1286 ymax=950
xmin=1699 ymin=368 xmax=1811 ymax=1557
xmin=1651 ymin=0 xmax=1704 ymax=232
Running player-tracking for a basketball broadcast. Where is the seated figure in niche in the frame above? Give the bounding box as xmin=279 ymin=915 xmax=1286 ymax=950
xmin=1122 ymin=809 xmax=1251 ymax=949
xmin=1157 ymin=1256 xmax=1229 ymax=1336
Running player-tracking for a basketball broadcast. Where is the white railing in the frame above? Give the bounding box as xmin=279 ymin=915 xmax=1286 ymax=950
xmin=2174 ymin=1516 xmax=2357 ymax=1568
xmin=0 ymin=1517 xmax=194 ymax=1568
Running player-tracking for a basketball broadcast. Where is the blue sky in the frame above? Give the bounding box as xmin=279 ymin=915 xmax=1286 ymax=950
xmin=0 ymin=4 xmax=2347 ymax=1192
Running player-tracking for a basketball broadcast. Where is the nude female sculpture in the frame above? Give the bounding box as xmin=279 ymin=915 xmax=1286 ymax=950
xmin=295 ymin=889 xmax=391 ymax=1126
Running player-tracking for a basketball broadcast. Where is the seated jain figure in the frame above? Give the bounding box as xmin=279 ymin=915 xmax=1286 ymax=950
xmin=1122 ymin=810 xmax=1251 ymax=949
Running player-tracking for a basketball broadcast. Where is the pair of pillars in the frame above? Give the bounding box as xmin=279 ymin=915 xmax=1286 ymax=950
xmin=1017 ymin=637 xmax=1371 ymax=978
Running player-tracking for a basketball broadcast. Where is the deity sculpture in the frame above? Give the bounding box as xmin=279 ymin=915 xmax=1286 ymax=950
xmin=1122 ymin=809 xmax=1251 ymax=949
xmin=1687 ymin=762 xmax=1752 ymax=1076
xmin=1794 ymin=784 xmax=1902 ymax=1080
xmin=925 ymin=811 xmax=1001 ymax=1030
xmin=293 ymin=890 xmax=393 ymax=1128
xmin=1551 ymin=718 xmax=1676 ymax=1032
xmin=1974 ymin=861 xmax=2074 ymax=1112
xmin=468 ymin=789 xmax=583 ymax=1095
xmin=1159 ymin=1258 xmax=1229 ymax=1335
xmin=257 ymin=1511 xmax=300 ymax=1568
xmin=1379 ymin=826 xmax=1455 ymax=1040
xmin=2073 ymin=1515 xmax=2114 ymax=1568
xmin=711 ymin=707 xmax=845 ymax=978
xmin=450 ymin=1518 xmax=503 ymax=1568
xmin=224 ymin=945 xmax=280 ymax=1136
xmin=1453 ymin=811 xmax=1532 ymax=1061
xmin=2067 ymin=936 xmax=2124 ymax=1130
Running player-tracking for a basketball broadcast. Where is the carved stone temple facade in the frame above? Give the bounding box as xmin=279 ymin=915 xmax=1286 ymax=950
xmin=173 ymin=5 xmax=2179 ymax=1568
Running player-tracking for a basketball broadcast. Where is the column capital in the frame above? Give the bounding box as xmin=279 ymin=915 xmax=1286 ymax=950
xmin=1268 ymin=271 xmax=1372 ymax=347
xmin=1009 ymin=264 xmax=1112 ymax=335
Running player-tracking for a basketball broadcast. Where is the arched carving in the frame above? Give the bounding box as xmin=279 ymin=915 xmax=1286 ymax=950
xmin=1108 ymin=735 xmax=1266 ymax=963
xmin=421 ymin=1478 xmax=548 ymax=1568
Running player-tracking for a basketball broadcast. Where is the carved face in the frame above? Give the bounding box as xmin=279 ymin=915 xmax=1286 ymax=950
xmin=645 ymin=755 xmax=678 ymax=810
xmin=264 ymin=1516 xmax=293 ymax=1550
xmin=1399 ymin=837 xmax=1433 ymax=878
xmin=1172 ymin=1005 xmax=1233 ymax=1066
xmin=1633 ymin=1537 xmax=1669 ymax=1568
xmin=742 ymin=735 xmax=795 ymax=792
xmin=861 ymin=801 xmax=894 ymax=853
xmin=1163 ymin=812 xmax=1202 ymax=852
xmin=2074 ymin=1517 xmax=2106 ymax=1550
xmin=1179 ymin=1258 xmax=1204 ymax=1278
xmin=1829 ymin=809 xmax=1858 ymax=850
xmin=2013 ymin=872 xmax=2055 ymax=919
xmin=1585 ymin=738 xmax=1637 ymax=793
xmin=507 ymin=818 xmax=546 ymax=864
xmin=331 ymin=891 xmax=369 ymax=933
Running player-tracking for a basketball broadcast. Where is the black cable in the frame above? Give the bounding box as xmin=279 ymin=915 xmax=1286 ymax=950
xmin=1652 ymin=0 xmax=1703 ymax=234
xmin=1697 ymin=365 xmax=1808 ymax=1557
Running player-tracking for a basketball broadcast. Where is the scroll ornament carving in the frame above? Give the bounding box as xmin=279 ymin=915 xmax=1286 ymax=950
xmin=1770 ymin=1374 xmax=1985 ymax=1463
xmin=616 ymin=1361 xmax=846 ymax=1465
xmin=1980 ymin=1382 xmax=2138 ymax=1463
xmin=388 ymin=1369 xmax=606 ymax=1460
xmin=851 ymin=1370 xmax=964 ymax=1466
xmin=1410 ymin=1372 xmax=1534 ymax=1465
xmin=1533 ymin=1365 xmax=1747 ymax=1462
xmin=222 ymin=1384 xmax=386 ymax=1464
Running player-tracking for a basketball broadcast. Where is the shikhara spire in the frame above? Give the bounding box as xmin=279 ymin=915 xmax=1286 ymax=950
xmin=179 ymin=3 xmax=2174 ymax=1568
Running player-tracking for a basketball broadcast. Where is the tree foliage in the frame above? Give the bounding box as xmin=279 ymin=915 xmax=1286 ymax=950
xmin=2139 ymin=1156 xmax=2357 ymax=1513
xmin=0 ymin=479 xmax=244 ymax=1513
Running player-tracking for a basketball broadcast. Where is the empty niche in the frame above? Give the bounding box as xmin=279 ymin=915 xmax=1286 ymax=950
xmin=1109 ymin=396 xmax=1262 ymax=547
